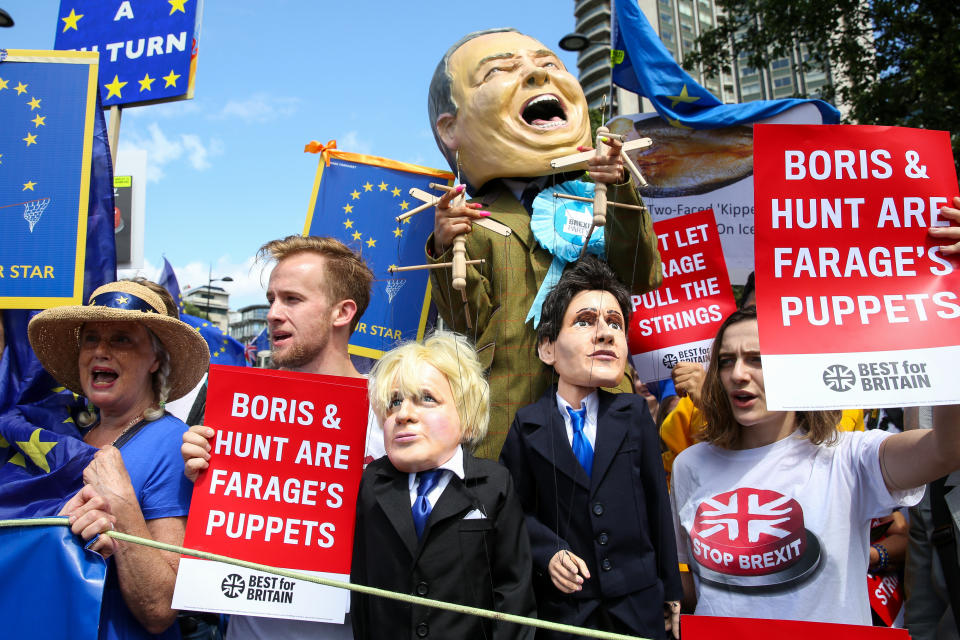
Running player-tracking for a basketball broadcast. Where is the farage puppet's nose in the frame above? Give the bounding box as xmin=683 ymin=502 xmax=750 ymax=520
xmin=525 ymin=66 xmax=548 ymax=87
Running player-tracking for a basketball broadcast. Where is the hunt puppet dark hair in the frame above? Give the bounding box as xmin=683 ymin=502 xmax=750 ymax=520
xmin=537 ymin=255 xmax=632 ymax=345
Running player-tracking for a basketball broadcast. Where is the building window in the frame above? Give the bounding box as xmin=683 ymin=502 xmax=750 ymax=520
xmin=771 ymin=58 xmax=790 ymax=69
xmin=774 ymin=76 xmax=792 ymax=88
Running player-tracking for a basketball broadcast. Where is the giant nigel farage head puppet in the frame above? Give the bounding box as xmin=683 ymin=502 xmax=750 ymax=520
xmin=428 ymin=28 xmax=592 ymax=191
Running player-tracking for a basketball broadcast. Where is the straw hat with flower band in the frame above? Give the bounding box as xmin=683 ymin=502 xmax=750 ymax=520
xmin=28 ymin=281 xmax=210 ymax=403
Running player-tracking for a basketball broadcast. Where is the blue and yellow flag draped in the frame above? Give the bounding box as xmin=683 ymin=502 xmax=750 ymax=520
xmin=303 ymin=144 xmax=454 ymax=359
xmin=0 ymin=523 xmax=107 ymax=640
xmin=157 ymin=257 xmax=249 ymax=367
xmin=610 ymin=0 xmax=840 ymax=128
xmin=0 ymin=55 xmax=115 ymax=640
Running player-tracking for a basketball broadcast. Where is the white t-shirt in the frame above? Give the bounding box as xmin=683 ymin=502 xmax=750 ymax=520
xmin=226 ymin=406 xmax=383 ymax=640
xmin=671 ymin=429 xmax=923 ymax=625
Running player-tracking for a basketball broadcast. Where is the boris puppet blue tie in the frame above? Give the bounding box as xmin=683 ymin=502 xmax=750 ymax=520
xmin=566 ymin=405 xmax=594 ymax=478
xmin=412 ymin=469 xmax=443 ymax=539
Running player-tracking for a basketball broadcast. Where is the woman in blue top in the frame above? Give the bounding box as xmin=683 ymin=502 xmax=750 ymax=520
xmin=29 ymin=279 xmax=209 ymax=639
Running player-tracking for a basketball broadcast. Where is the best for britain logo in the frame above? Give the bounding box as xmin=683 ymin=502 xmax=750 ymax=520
xmin=822 ymin=364 xmax=856 ymax=392
xmin=221 ymin=574 xmax=245 ymax=598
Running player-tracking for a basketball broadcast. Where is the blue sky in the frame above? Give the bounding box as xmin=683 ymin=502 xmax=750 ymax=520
xmin=1 ymin=1 xmax=583 ymax=307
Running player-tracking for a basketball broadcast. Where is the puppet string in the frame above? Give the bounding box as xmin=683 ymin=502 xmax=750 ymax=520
xmin=0 ymin=518 xmax=649 ymax=640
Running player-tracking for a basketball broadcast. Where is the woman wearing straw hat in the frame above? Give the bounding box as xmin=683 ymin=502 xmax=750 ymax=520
xmin=29 ymin=278 xmax=209 ymax=640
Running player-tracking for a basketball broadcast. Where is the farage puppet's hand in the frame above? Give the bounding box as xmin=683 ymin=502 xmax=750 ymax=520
xmin=583 ymin=137 xmax=625 ymax=184
xmin=432 ymin=185 xmax=489 ymax=255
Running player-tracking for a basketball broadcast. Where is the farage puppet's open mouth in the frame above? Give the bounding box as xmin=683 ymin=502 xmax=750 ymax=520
xmin=521 ymin=94 xmax=568 ymax=129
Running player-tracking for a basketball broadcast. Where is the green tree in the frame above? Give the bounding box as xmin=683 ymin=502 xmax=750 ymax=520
xmin=181 ymin=300 xmax=208 ymax=319
xmin=684 ymin=0 xmax=959 ymax=162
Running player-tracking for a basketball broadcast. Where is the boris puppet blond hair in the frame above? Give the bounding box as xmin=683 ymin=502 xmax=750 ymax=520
xmin=368 ymin=331 xmax=489 ymax=449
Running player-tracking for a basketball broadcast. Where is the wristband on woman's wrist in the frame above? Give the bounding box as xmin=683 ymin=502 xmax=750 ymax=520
xmin=872 ymin=543 xmax=889 ymax=571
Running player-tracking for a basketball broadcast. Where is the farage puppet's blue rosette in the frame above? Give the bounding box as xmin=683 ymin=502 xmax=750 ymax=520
xmin=527 ymin=180 xmax=606 ymax=327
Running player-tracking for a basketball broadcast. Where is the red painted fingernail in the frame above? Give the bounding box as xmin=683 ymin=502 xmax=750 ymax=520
xmin=479 ymin=211 xmax=492 ymax=217
xmin=456 ymin=185 xmax=465 ymax=192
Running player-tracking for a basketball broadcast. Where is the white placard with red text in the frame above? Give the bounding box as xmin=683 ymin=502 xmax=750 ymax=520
xmin=172 ymin=365 xmax=368 ymax=622
xmin=629 ymin=209 xmax=737 ymax=382
xmin=754 ymin=124 xmax=960 ymax=410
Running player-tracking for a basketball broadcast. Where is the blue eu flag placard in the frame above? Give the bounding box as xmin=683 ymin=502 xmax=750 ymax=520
xmin=54 ymin=0 xmax=202 ymax=107
xmin=0 ymin=50 xmax=100 ymax=308
xmin=304 ymin=147 xmax=454 ymax=358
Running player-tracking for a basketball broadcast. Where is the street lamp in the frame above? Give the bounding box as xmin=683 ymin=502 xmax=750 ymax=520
xmin=557 ymin=32 xmax=616 ymax=117
xmin=558 ymin=32 xmax=610 ymax=52
xmin=205 ymin=265 xmax=233 ymax=326
xmin=0 ymin=9 xmax=14 ymax=28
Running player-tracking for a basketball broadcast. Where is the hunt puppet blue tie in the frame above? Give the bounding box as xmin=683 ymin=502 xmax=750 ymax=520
xmin=566 ymin=405 xmax=594 ymax=478
xmin=412 ymin=469 xmax=443 ymax=539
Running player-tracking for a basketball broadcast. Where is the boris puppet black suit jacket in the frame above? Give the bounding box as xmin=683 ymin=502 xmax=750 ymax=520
xmin=351 ymin=453 xmax=536 ymax=640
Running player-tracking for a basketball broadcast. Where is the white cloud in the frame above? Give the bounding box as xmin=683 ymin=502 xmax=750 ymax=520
xmin=338 ymin=130 xmax=373 ymax=155
xmin=119 ymin=255 xmax=274 ymax=312
xmin=216 ymin=93 xmax=301 ymax=123
xmin=121 ymin=100 xmax=201 ymax=120
xmin=119 ymin=123 xmax=223 ymax=182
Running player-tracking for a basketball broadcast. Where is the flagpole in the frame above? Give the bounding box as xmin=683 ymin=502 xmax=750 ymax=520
xmin=107 ymin=105 xmax=122 ymax=168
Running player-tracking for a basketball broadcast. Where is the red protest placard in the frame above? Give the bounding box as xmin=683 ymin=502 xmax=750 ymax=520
xmin=754 ymin=124 xmax=960 ymax=410
xmin=682 ymin=615 xmax=909 ymax=640
xmin=172 ymin=365 xmax=368 ymax=622
xmin=628 ymin=209 xmax=737 ymax=382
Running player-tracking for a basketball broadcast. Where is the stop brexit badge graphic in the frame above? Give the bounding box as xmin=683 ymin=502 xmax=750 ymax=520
xmin=754 ymin=124 xmax=960 ymax=410
xmin=172 ymin=365 xmax=368 ymax=623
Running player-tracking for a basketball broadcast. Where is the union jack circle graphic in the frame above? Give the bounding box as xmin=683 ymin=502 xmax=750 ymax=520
xmin=822 ymin=364 xmax=856 ymax=392
xmin=221 ymin=574 xmax=245 ymax=598
xmin=689 ymin=487 xmax=822 ymax=589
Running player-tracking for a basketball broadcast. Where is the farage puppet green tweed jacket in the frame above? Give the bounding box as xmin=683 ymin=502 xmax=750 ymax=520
xmin=427 ymin=178 xmax=662 ymax=460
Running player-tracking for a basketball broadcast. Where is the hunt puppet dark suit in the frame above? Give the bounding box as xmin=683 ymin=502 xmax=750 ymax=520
xmin=500 ymin=388 xmax=681 ymax=639
xmin=351 ymin=454 xmax=536 ymax=640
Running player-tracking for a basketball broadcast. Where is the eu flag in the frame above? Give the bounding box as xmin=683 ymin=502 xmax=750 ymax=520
xmin=182 ymin=314 xmax=249 ymax=367
xmin=54 ymin=0 xmax=201 ymax=107
xmin=157 ymin=256 xmax=184 ymax=313
xmin=0 ymin=50 xmax=103 ymax=306
xmin=611 ymin=0 xmax=840 ymax=128
xmin=155 ymin=257 xmax=248 ymax=367
xmin=0 ymin=51 xmax=115 ymax=640
xmin=304 ymin=144 xmax=454 ymax=358
xmin=0 ymin=522 xmax=107 ymax=640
